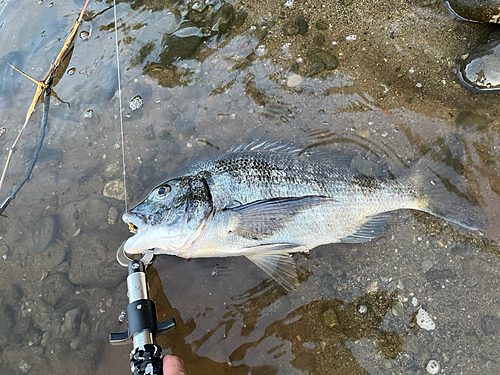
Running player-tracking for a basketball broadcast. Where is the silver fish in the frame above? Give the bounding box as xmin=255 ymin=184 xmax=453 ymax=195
xmin=122 ymin=141 xmax=486 ymax=290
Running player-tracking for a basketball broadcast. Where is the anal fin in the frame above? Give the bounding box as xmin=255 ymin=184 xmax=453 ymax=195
xmin=245 ymin=244 xmax=304 ymax=291
xmin=341 ymin=213 xmax=393 ymax=243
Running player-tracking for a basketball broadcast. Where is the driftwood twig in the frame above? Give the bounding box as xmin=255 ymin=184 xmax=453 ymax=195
xmin=0 ymin=0 xmax=91 ymax=215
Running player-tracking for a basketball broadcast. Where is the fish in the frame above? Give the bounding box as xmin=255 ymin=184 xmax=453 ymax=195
xmin=122 ymin=141 xmax=487 ymax=290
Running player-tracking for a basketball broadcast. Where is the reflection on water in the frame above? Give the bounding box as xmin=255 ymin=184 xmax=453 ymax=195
xmin=149 ymin=264 xmax=401 ymax=374
xmin=0 ymin=0 xmax=499 ymax=374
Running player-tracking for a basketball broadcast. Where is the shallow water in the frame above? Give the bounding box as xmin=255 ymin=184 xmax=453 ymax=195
xmin=0 ymin=0 xmax=499 ymax=374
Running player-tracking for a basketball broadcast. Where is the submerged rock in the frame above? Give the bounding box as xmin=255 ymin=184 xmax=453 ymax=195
xmin=32 ymin=215 xmax=58 ymax=254
xmin=41 ymin=273 xmax=74 ymax=306
xmin=446 ymin=0 xmax=500 ymax=23
xmin=458 ymin=31 xmax=500 ymax=92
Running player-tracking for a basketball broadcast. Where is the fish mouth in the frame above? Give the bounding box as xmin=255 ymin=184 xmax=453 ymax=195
xmin=122 ymin=212 xmax=148 ymax=233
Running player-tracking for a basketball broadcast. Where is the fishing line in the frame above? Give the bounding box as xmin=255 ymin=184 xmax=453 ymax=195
xmin=113 ymin=0 xmax=128 ymax=213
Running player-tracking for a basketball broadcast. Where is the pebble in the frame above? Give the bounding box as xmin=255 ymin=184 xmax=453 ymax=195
xmin=464 ymin=278 xmax=478 ymax=287
xmin=416 ymin=308 xmax=436 ymax=330
xmin=295 ymin=18 xmax=309 ymax=35
xmin=392 ymin=302 xmax=404 ymax=318
xmin=107 ymin=207 xmax=119 ymax=225
xmin=367 ymin=281 xmax=378 ymax=293
xmin=421 ymin=260 xmax=433 ymax=273
xmin=282 ymin=21 xmax=299 ymax=36
xmin=426 ymin=359 xmax=440 ymax=374
xmin=286 ymin=74 xmax=303 ymax=88
xmin=103 ymin=179 xmax=125 ymax=201
xmin=129 ymin=95 xmax=144 ymax=111
xmin=322 ymin=308 xmax=339 ymax=327
xmin=446 ymin=0 xmax=500 ymax=23
xmin=308 ymin=49 xmax=339 ymax=71
xmin=315 ymin=19 xmax=329 ymax=30
xmin=458 ymin=30 xmax=500 ymax=92
xmin=32 ymin=215 xmax=58 ymax=254
xmin=41 ymin=273 xmax=74 ymax=306
xmin=84 ymin=198 xmax=110 ymax=228
xmin=455 ymin=111 xmax=490 ymax=132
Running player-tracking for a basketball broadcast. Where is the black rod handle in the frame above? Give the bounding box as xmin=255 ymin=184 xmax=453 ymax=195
xmin=130 ymin=344 xmax=163 ymax=375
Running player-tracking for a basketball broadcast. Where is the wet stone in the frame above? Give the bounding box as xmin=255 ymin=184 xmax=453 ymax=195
xmin=282 ymin=21 xmax=299 ymax=36
xmin=103 ymin=163 xmax=121 ymax=179
xmin=84 ymin=198 xmax=110 ymax=227
xmin=426 ymin=359 xmax=440 ymax=374
xmin=465 ymin=330 xmax=480 ymax=345
xmin=41 ymin=273 xmax=74 ymax=306
xmin=32 ymin=215 xmax=58 ymax=254
xmin=315 ymin=19 xmax=329 ymax=30
xmin=322 ymin=308 xmax=339 ymax=327
xmin=0 ymin=304 xmax=23 ymax=345
xmin=12 ymin=316 xmax=31 ymax=336
xmin=176 ymin=121 xmax=197 ymax=136
xmin=295 ymin=18 xmax=309 ymax=35
xmin=68 ymin=232 xmax=124 ymax=287
xmin=313 ymin=33 xmax=325 ymax=46
xmin=61 ymin=308 xmax=83 ymax=340
xmin=464 ymin=278 xmax=478 ymax=287
xmin=447 ymin=0 xmax=500 ymax=23
xmin=103 ymin=179 xmax=125 ymax=201
xmin=392 ymin=302 xmax=404 ymax=319
xmin=377 ymin=331 xmax=404 ymax=359
xmin=144 ymin=124 xmax=156 ymax=141
xmin=286 ymin=74 xmax=303 ymax=88
xmin=307 ymin=61 xmax=325 ymax=76
xmin=426 ymin=269 xmax=456 ymax=282
xmin=129 ymin=95 xmax=143 ymax=111
xmin=108 ymin=207 xmax=119 ymax=225
xmin=458 ymin=30 xmax=500 ymax=92
xmin=56 ymin=261 xmax=70 ymax=273
xmin=11 ymin=283 xmax=24 ymax=300
xmin=307 ymin=49 xmax=339 ymax=71
xmin=480 ymin=315 xmax=500 ymax=336
xmin=421 ymin=260 xmax=433 ymax=273
xmin=235 ymin=95 xmax=250 ymax=108
xmin=455 ymin=111 xmax=490 ymax=132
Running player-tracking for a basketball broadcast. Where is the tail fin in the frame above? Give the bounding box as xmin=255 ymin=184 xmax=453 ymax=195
xmin=410 ymin=153 xmax=488 ymax=231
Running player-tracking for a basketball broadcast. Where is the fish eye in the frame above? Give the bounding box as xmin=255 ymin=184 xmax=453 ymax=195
xmin=155 ymin=185 xmax=171 ymax=198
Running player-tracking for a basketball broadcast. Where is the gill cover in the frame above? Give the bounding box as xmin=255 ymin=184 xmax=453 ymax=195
xmin=122 ymin=172 xmax=214 ymax=256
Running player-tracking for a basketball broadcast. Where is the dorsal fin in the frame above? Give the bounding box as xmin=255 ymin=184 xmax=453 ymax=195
xmin=228 ymin=140 xmax=303 ymax=154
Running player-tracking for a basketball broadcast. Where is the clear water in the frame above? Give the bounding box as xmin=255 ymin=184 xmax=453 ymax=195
xmin=0 ymin=0 xmax=499 ymax=374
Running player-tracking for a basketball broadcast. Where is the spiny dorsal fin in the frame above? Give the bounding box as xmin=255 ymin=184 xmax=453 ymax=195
xmin=229 ymin=140 xmax=303 ymax=154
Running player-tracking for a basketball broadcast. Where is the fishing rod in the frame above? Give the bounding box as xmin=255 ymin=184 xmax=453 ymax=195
xmin=109 ymin=250 xmax=176 ymax=375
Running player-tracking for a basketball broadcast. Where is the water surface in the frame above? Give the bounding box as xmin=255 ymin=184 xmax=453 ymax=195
xmin=0 ymin=0 xmax=499 ymax=374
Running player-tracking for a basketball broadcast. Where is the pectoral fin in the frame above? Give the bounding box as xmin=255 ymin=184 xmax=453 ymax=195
xmin=229 ymin=196 xmax=334 ymax=240
xmin=245 ymin=243 xmax=306 ymax=291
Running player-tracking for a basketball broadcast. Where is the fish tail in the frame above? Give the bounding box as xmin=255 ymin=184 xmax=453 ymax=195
xmin=409 ymin=153 xmax=487 ymax=231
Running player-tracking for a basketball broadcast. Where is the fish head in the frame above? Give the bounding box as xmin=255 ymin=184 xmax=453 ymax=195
xmin=122 ymin=172 xmax=214 ymax=257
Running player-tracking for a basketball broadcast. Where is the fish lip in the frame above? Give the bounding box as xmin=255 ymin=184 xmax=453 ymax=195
xmin=122 ymin=212 xmax=148 ymax=233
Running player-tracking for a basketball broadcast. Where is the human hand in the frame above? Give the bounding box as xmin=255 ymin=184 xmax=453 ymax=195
xmin=163 ymin=355 xmax=187 ymax=375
